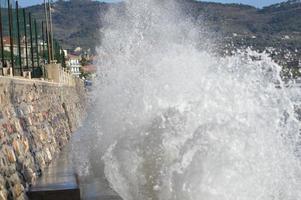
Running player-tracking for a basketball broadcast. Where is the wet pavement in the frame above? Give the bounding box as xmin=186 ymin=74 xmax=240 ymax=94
xmin=29 ymin=111 xmax=123 ymax=200
xmin=29 ymin=143 xmax=122 ymax=200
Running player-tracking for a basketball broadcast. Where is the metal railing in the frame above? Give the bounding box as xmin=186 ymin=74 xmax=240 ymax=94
xmin=0 ymin=0 xmax=64 ymax=78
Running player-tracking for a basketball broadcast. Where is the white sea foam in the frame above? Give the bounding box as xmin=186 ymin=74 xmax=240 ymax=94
xmin=93 ymin=0 xmax=301 ymax=199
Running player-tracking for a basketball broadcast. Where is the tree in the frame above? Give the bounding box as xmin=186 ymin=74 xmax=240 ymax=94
xmin=61 ymin=49 xmax=66 ymax=68
xmin=80 ymin=56 xmax=89 ymax=66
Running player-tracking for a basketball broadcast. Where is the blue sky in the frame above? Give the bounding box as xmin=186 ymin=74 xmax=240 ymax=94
xmin=18 ymin=0 xmax=285 ymax=8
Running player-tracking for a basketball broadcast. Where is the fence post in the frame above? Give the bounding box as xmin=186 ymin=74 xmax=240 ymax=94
xmin=34 ymin=19 xmax=39 ymax=68
xmin=42 ymin=21 xmax=45 ymax=63
xmin=29 ymin=12 xmax=34 ymax=76
xmin=16 ymin=0 xmax=23 ymax=76
xmin=8 ymin=0 xmax=14 ymax=76
xmin=23 ymin=9 xmax=29 ymax=70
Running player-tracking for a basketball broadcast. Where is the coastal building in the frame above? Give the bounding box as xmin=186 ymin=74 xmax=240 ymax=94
xmin=1 ymin=36 xmax=46 ymax=69
xmin=66 ymin=54 xmax=82 ymax=77
xmin=3 ymin=36 xmax=19 ymax=55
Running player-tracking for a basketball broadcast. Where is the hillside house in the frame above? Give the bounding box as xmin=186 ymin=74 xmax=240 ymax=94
xmin=66 ymin=54 xmax=81 ymax=77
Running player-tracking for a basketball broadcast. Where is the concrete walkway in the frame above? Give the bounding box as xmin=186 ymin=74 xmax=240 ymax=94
xmin=29 ymin=145 xmax=122 ymax=200
xmin=29 ymin=111 xmax=123 ymax=200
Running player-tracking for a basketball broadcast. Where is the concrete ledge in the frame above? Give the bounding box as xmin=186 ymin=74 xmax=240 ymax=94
xmin=27 ymin=170 xmax=80 ymax=200
xmin=27 ymin=188 xmax=80 ymax=200
xmin=0 ymin=75 xmax=60 ymax=86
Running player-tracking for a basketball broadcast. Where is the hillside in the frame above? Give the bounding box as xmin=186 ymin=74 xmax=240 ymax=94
xmin=27 ymin=0 xmax=301 ymax=54
xmin=27 ymin=0 xmax=109 ymax=50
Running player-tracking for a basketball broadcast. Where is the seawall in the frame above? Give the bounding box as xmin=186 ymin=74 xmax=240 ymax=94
xmin=0 ymin=77 xmax=87 ymax=200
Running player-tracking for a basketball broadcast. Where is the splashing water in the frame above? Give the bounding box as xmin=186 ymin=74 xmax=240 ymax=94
xmin=93 ymin=0 xmax=301 ymax=199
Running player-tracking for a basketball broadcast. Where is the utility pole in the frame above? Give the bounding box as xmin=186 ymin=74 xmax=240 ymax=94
xmin=44 ymin=0 xmax=51 ymax=63
xmin=48 ymin=0 xmax=54 ymax=62
xmin=0 ymin=3 xmax=5 ymax=75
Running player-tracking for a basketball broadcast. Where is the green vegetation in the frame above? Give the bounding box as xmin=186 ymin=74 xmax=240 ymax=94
xmin=27 ymin=0 xmax=108 ymax=51
xmin=60 ymin=49 xmax=66 ymax=68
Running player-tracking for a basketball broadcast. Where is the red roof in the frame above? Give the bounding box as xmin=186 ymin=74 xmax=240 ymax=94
xmin=67 ymin=54 xmax=81 ymax=60
xmin=3 ymin=36 xmax=12 ymax=45
xmin=82 ymin=64 xmax=97 ymax=73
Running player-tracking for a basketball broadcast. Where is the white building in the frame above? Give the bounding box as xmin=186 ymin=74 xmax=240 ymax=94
xmin=66 ymin=54 xmax=81 ymax=77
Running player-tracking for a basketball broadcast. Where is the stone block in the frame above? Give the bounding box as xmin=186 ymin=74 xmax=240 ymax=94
xmin=16 ymin=194 xmax=26 ymax=200
xmin=2 ymin=124 xmax=13 ymax=135
xmin=0 ymin=153 xmax=7 ymax=172
xmin=9 ymin=124 xmax=16 ymax=134
xmin=45 ymin=64 xmax=61 ymax=83
xmin=19 ymin=103 xmax=28 ymax=115
xmin=49 ymin=145 xmax=56 ymax=156
xmin=0 ymin=130 xmax=5 ymax=141
xmin=4 ymin=110 xmax=9 ymax=119
xmin=18 ymin=118 xmax=27 ymax=131
xmin=14 ymin=121 xmax=23 ymax=133
xmin=28 ymin=105 xmax=34 ymax=114
xmin=22 ymin=139 xmax=29 ymax=153
xmin=36 ymin=153 xmax=46 ymax=169
xmin=23 ymin=166 xmax=35 ymax=183
xmin=9 ymin=173 xmax=21 ymax=186
xmin=44 ymin=148 xmax=52 ymax=163
xmin=42 ymin=112 xmax=48 ymax=120
xmin=15 ymin=97 xmax=21 ymax=104
xmin=15 ymin=108 xmax=24 ymax=118
xmin=26 ymin=117 xmax=33 ymax=126
xmin=22 ymin=71 xmax=31 ymax=80
xmin=38 ymin=131 xmax=47 ymax=144
xmin=38 ymin=113 xmax=44 ymax=122
xmin=27 ymin=94 xmax=34 ymax=102
xmin=0 ymin=190 xmax=7 ymax=200
xmin=4 ymin=146 xmax=16 ymax=163
xmin=12 ymin=140 xmax=22 ymax=157
xmin=0 ymin=175 xmax=5 ymax=189
xmin=6 ymin=165 xmax=17 ymax=176
xmin=12 ymin=183 xmax=24 ymax=198
xmin=46 ymin=126 xmax=54 ymax=136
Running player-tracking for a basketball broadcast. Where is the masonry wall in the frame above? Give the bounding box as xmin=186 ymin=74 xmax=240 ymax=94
xmin=0 ymin=77 xmax=87 ymax=200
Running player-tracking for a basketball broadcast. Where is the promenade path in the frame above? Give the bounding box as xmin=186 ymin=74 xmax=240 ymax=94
xmin=29 ymin=110 xmax=122 ymax=200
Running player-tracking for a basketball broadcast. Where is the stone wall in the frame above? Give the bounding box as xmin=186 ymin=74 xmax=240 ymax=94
xmin=0 ymin=77 xmax=87 ymax=200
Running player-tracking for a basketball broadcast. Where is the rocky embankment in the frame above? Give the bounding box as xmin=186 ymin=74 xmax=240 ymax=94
xmin=0 ymin=77 xmax=87 ymax=200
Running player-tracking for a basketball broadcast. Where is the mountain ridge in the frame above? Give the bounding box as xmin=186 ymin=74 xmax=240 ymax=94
xmin=27 ymin=0 xmax=301 ymax=52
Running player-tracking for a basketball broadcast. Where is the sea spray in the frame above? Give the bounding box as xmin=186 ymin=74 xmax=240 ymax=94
xmin=93 ymin=0 xmax=301 ymax=199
